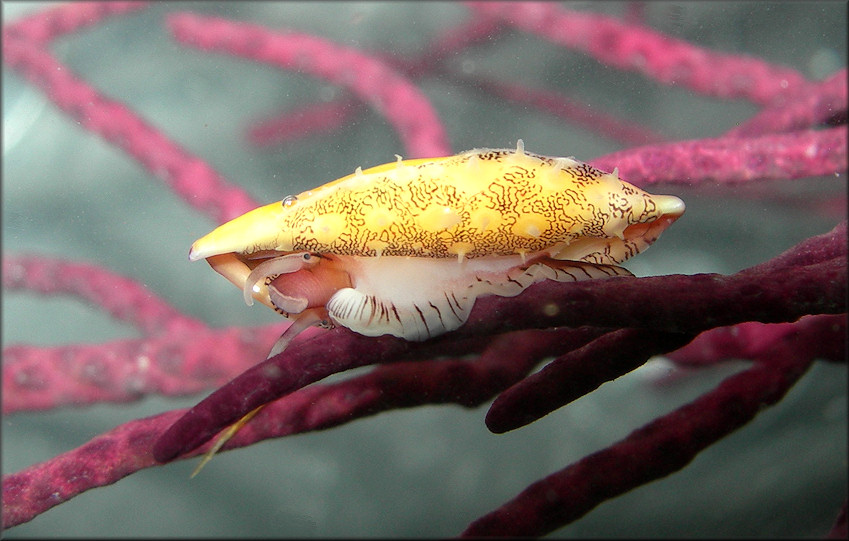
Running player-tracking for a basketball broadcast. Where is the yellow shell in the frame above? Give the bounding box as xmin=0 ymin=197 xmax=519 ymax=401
xmin=190 ymin=141 xmax=684 ymax=341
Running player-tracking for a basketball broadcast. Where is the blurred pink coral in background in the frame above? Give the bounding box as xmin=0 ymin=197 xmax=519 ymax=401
xmin=2 ymin=1 xmax=846 ymax=537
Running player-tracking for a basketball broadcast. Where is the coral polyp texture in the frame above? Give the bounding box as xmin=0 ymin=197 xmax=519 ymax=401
xmin=2 ymin=2 xmax=846 ymax=537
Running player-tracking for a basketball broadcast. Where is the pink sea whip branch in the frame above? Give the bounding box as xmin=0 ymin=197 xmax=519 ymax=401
xmin=447 ymin=72 xmax=668 ymax=146
xmin=2 ymin=255 xmax=204 ymax=337
xmin=166 ymin=12 xmax=451 ymax=159
xmin=1 ymin=320 xmax=285 ymax=414
xmin=1 ymin=1 xmax=147 ymax=45
xmin=0 ymin=254 xmax=290 ymax=413
xmin=462 ymin=1 xmax=844 ymax=156
xmin=244 ymin=12 xmax=506 ymax=148
xmin=728 ymin=68 xmax=848 ymax=137
xmin=591 ymin=126 xmax=847 ymax=187
xmin=467 ymin=1 xmax=815 ymax=107
xmin=463 ymin=313 xmax=846 ymax=537
xmin=2 ymin=2 xmax=259 ymax=224
xmin=245 ymin=96 xmax=362 ymax=148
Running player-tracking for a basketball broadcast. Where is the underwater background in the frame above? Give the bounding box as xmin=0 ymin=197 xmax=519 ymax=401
xmin=3 ymin=1 xmax=846 ymax=537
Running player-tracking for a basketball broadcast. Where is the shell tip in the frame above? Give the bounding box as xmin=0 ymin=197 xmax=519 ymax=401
xmin=660 ymin=195 xmax=687 ymax=217
xmin=515 ymin=138 xmax=525 ymax=155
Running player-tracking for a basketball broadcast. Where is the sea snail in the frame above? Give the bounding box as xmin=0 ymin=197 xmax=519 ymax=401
xmin=190 ymin=140 xmax=685 ymax=350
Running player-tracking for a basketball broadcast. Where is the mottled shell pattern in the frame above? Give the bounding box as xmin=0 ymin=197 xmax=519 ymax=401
xmin=190 ymin=141 xmax=685 ymax=342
